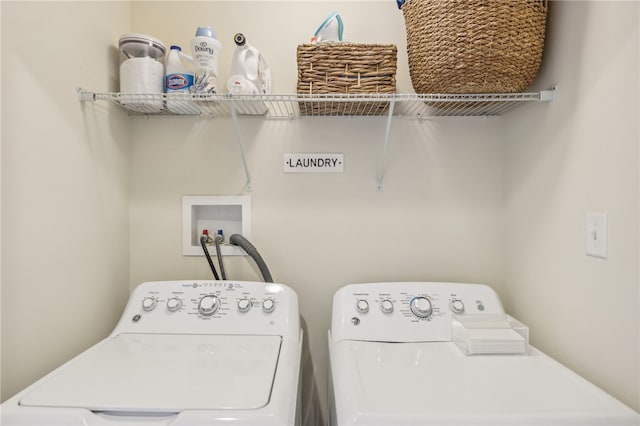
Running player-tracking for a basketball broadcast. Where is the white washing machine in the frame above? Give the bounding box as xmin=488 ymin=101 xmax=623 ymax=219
xmin=328 ymin=282 xmax=640 ymax=426
xmin=2 ymin=280 xmax=302 ymax=426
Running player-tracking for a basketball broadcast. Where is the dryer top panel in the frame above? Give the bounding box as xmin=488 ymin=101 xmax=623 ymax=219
xmin=330 ymin=339 xmax=640 ymax=425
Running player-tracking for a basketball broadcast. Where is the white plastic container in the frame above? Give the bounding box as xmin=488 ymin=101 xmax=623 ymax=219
xmin=165 ymin=45 xmax=198 ymax=114
xmin=227 ymin=33 xmax=271 ymax=96
xmin=118 ymin=33 xmax=166 ymax=113
xmin=227 ymin=33 xmax=271 ymax=115
xmin=190 ymin=26 xmax=222 ymax=94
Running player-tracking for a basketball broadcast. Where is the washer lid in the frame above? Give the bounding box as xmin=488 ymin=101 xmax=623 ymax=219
xmin=331 ymin=340 xmax=640 ymax=425
xmin=20 ymin=334 xmax=282 ymax=413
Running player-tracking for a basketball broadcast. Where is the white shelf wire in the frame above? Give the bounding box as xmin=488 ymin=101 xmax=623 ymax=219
xmin=77 ymin=87 xmax=556 ymax=118
xmin=77 ymin=86 xmax=555 ymax=192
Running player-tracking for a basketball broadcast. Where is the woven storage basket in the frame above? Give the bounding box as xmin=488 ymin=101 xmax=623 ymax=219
xmin=402 ymin=0 xmax=547 ymax=94
xmin=297 ymin=43 xmax=397 ymax=115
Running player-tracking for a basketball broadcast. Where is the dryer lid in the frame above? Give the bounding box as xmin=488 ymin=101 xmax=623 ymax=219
xmin=20 ymin=334 xmax=282 ymax=413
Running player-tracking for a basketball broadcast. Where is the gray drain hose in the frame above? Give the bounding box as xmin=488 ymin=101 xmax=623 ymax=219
xmin=230 ymin=234 xmax=273 ymax=283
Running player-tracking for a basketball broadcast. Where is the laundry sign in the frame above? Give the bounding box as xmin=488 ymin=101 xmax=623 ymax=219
xmin=284 ymin=153 xmax=344 ymax=173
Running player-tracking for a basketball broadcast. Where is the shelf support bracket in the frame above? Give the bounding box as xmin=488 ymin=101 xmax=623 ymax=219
xmin=229 ymin=99 xmax=253 ymax=192
xmin=376 ymin=99 xmax=396 ymax=192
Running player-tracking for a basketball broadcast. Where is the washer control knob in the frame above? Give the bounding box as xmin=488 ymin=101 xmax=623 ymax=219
xmin=410 ymin=296 xmax=433 ymax=318
xmin=141 ymin=297 xmax=157 ymax=312
xmin=262 ymin=298 xmax=275 ymax=313
xmin=238 ymin=298 xmax=252 ymax=313
xmin=380 ymin=299 xmax=394 ymax=314
xmin=356 ymin=299 xmax=369 ymax=314
xmin=198 ymin=295 xmax=219 ymax=316
xmin=449 ymin=299 xmax=465 ymax=314
xmin=166 ymin=297 xmax=182 ymax=312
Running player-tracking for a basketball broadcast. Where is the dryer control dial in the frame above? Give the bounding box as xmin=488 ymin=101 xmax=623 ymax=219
xmin=142 ymin=297 xmax=157 ymax=312
xmin=449 ymin=299 xmax=465 ymax=314
xmin=380 ymin=299 xmax=394 ymax=314
xmin=409 ymin=296 xmax=433 ymax=318
xmin=198 ymin=295 xmax=220 ymax=316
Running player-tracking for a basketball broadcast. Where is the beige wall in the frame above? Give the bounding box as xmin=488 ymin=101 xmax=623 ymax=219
xmin=1 ymin=2 xmax=131 ymax=401
xmin=1 ymin=0 xmax=638 ymax=421
xmin=128 ymin=3 xmax=506 ymax=418
xmin=503 ymin=1 xmax=640 ymax=411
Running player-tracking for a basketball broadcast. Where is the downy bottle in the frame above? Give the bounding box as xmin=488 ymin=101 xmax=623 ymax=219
xmin=190 ymin=26 xmax=222 ymax=94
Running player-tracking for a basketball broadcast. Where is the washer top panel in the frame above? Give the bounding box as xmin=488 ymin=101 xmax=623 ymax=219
xmin=20 ymin=333 xmax=282 ymax=413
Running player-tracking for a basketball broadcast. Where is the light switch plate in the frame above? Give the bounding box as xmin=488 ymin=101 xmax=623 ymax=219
xmin=586 ymin=213 xmax=607 ymax=259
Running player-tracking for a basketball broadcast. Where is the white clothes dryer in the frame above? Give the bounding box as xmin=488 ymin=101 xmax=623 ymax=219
xmin=2 ymin=280 xmax=302 ymax=426
xmin=328 ymin=282 xmax=639 ymax=426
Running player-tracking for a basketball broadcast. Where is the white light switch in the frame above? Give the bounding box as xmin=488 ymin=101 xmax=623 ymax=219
xmin=586 ymin=213 xmax=607 ymax=259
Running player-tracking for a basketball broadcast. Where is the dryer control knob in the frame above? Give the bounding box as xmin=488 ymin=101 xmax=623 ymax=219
xmin=142 ymin=297 xmax=157 ymax=312
xmin=449 ymin=299 xmax=465 ymax=314
xmin=238 ymin=298 xmax=252 ymax=313
xmin=380 ymin=299 xmax=394 ymax=314
xmin=167 ymin=297 xmax=182 ymax=312
xmin=410 ymin=296 xmax=433 ymax=318
xmin=356 ymin=299 xmax=369 ymax=314
xmin=262 ymin=298 xmax=275 ymax=313
xmin=198 ymin=295 xmax=219 ymax=316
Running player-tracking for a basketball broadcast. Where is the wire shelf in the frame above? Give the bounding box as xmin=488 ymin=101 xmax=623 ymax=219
xmin=78 ymin=87 xmax=556 ymax=118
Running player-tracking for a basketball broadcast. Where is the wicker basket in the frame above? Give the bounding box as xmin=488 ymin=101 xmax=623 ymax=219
xmin=297 ymin=43 xmax=397 ymax=115
xmin=401 ymin=0 xmax=548 ymax=94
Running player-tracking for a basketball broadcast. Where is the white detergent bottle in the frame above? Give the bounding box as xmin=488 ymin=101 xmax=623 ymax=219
xmin=165 ymin=45 xmax=198 ymax=114
xmin=227 ymin=33 xmax=271 ymax=96
xmin=190 ymin=26 xmax=222 ymax=94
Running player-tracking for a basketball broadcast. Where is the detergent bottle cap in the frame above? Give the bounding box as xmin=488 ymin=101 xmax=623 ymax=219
xmin=170 ymin=45 xmax=181 ymax=51
xmin=234 ymin=33 xmax=246 ymax=47
xmin=196 ymin=26 xmax=217 ymax=39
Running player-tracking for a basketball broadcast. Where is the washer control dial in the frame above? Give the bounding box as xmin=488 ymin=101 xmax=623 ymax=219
xmin=409 ymin=296 xmax=433 ymax=318
xmin=238 ymin=298 xmax=252 ymax=313
xmin=356 ymin=299 xmax=369 ymax=314
xmin=380 ymin=299 xmax=394 ymax=314
xmin=198 ymin=295 xmax=220 ymax=316
xmin=166 ymin=297 xmax=182 ymax=312
xmin=141 ymin=297 xmax=157 ymax=312
xmin=449 ymin=299 xmax=465 ymax=314
xmin=262 ymin=298 xmax=275 ymax=313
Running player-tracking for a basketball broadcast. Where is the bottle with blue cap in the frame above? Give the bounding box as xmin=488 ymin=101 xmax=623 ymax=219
xmin=190 ymin=26 xmax=222 ymax=94
xmin=165 ymin=45 xmax=198 ymax=114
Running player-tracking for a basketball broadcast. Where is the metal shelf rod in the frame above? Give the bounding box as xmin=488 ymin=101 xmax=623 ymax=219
xmin=77 ymin=87 xmax=556 ymax=119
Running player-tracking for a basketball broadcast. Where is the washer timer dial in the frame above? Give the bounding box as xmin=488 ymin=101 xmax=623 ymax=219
xmin=198 ymin=295 xmax=220 ymax=316
xmin=409 ymin=296 xmax=433 ymax=318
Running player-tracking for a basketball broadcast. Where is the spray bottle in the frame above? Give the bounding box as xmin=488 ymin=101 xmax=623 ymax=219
xmin=190 ymin=26 xmax=222 ymax=94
